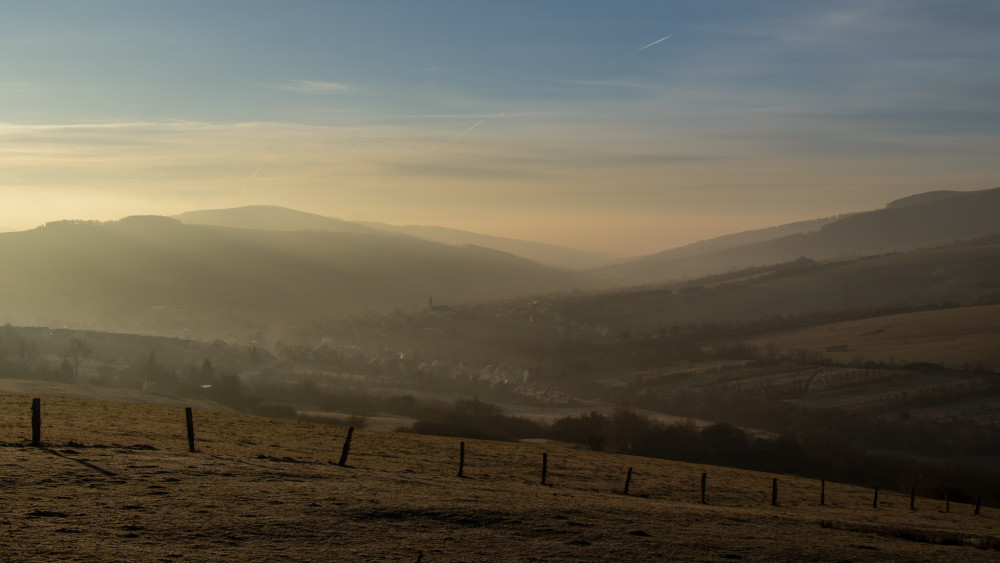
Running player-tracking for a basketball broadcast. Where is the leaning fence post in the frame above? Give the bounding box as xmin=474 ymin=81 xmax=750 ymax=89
xmin=31 ymin=398 xmax=41 ymax=446
xmin=458 ymin=441 xmax=465 ymax=477
xmin=541 ymin=453 xmax=548 ymax=485
xmin=338 ymin=427 xmax=354 ymax=467
xmin=185 ymin=407 xmax=195 ymax=452
xmin=624 ymin=467 xmax=633 ymax=495
xmin=772 ymin=478 xmax=778 ymax=506
xmin=700 ymin=472 xmax=707 ymax=504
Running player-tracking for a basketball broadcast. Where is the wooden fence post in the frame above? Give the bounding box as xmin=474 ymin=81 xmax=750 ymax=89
xmin=541 ymin=453 xmax=548 ymax=485
xmin=945 ymin=491 xmax=950 ymax=513
xmin=700 ymin=472 xmax=707 ymax=504
xmin=771 ymin=478 xmax=778 ymax=506
xmin=975 ymin=497 xmax=982 ymax=515
xmin=31 ymin=398 xmax=41 ymax=447
xmin=820 ymin=479 xmax=826 ymax=506
xmin=185 ymin=407 xmax=195 ymax=452
xmin=910 ymin=486 xmax=916 ymax=511
xmin=458 ymin=441 xmax=465 ymax=477
xmin=873 ymin=486 xmax=879 ymax=509
xmin=338 ymin=427 xmax=354 ymax=467
xmin=624 ymin=467 xmax=633 ymax=495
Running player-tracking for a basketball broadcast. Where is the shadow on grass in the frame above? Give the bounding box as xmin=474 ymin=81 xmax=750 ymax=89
xmin=40 ymin=446 xmax=118 ymax=477
xmin=819 ymin=520 xmax=1000 ymax=551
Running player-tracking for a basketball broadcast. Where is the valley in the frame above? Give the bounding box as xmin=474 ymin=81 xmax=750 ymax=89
xmin=1 ymin=188 xmax=998 ymax=560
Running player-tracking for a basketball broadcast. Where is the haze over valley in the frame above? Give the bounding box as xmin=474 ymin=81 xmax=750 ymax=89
xmin=2 ymin=2 xmax=999 ymax=560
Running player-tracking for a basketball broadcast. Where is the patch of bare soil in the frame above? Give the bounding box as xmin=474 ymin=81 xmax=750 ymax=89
xmin=1 ymin=390 xmax=997 ymax=561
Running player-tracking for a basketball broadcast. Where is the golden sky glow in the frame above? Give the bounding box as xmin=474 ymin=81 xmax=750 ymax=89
xmin=1 ymin=2 xmax=998 ymax=256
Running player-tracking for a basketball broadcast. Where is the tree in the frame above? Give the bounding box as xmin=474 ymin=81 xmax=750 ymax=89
xmin=13 ymin=338 xmax=36 ymax=375
xmin=66 ymin=338 xmax=92 ymax=383
xmin=200 ymin=358 xmax=214 ymax=378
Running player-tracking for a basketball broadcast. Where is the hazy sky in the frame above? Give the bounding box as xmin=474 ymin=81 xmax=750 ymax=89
xmin=1 ymin=1 xmax=997 ymax=255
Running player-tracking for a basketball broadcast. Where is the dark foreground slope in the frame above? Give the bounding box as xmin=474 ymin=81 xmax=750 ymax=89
xmin=1 ymin=391 xmax=997 ymax=562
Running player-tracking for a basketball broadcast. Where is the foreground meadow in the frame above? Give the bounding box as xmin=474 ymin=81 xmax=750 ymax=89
xmin=1 ymin=389 xmax=997 ymax=561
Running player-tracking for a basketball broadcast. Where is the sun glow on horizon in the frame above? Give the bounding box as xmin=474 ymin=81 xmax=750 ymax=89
xmin=1 ymin=3 xmax=997 ymax=254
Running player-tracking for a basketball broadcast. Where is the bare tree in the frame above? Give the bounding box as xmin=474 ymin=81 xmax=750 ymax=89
xmin=13 ymin=338 xmax=36 ymax=374
xmin=66 ymin=338 xmax=92 ymax=383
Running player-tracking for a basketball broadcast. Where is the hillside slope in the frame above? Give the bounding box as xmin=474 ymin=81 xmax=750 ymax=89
xmin=174 ymin=205 xmax=372 ymax=234
xmin=354 ymin=220 xmax=617 ymax=270
xmin=747 ymin=304 xmax=1000 ymax=370
xmin=0 ymin=216 xmax=581 ymax=338
xmin=593 ymin=187 xmax=1000 ymax=285
xmin=1 ymin=391 xmax=996 ymax=562
xmin=174 ymin=205 xmax=614 ymax=270
xmin=562 ymin=239 xmax=1000 ymax=331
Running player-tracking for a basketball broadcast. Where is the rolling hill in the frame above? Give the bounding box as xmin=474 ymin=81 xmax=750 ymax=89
xmin=0 ymin=216 xmax=582 ymax=338
xmin=174 ymin=205 xmax=615 ymax=270
xmin=174 ymin=205 xmax=371 ymax=234
xmin=746 ymin=304 xmax=1000 ymax=370
xmin=551 ymin=237 xmax=1000 ymax=331
xmin=353 ymin=221 xmax=617 ymax=270
xmin=591 ymin=187 xmax=1000 ymax=285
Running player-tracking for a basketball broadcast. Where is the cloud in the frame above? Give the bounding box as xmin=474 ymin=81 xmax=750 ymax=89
xmin=1 ymin=100 xmax=997 ymax=253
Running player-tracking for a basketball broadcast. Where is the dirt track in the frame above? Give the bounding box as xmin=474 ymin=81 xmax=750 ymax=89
xmin=2 ymin=389 xmax=998 ymax=561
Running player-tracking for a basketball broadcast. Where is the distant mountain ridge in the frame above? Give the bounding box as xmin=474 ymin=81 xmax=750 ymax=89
xmin=0 ymin=216 xmax=582 ymax=339
xmin=884 ymin=190 xmax=967 ymax=209
xmin=620 ymin=215 xmax=849 ymax=263
xmin=590 ymin=187 xmax=1000 ymax=285
xmin=174 ymin=206 xmax=616 ymax=270
xmin=3 ymin=187 xmax=996 ymax=340
xmin=174 ymin=206 xmax=371 ymax=234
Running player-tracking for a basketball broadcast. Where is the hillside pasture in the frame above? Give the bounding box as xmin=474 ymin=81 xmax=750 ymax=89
xmin=2 ymin=390 xmax=998 ymax=561
xmin=747 ymin=304 xmax=1000 ymax=370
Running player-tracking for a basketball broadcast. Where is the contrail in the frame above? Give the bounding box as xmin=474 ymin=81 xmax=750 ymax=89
xmin=453 ymin=120 xmax=485 ymax=140
xmin=602 ymin=34 xmax=672 ymax=67
xmin=243 ymin=166 xmax=263 ymax=196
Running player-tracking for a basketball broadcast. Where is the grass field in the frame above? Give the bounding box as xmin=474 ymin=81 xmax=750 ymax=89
xmin=2 ymin=387 xmax=998 ymax=561
xmin=748 ymin=304 xmax=1000 ymax=370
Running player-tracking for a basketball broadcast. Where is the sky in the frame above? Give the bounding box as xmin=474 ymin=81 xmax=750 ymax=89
xmin=1 ymin=1 xmax=997 ymax=256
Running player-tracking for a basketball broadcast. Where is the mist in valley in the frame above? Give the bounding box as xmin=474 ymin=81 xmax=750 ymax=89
xmin=2 ymin=2 xmax=1000 ymax=560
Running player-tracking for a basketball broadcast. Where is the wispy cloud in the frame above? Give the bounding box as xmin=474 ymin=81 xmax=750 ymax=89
xmin=267 ymin=80 xmax=354 ymax=94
